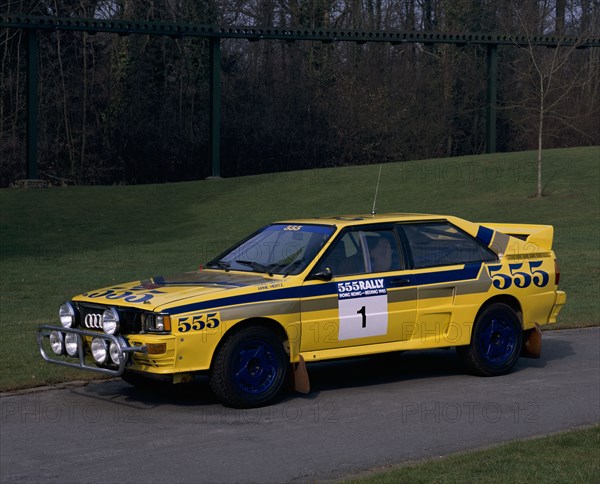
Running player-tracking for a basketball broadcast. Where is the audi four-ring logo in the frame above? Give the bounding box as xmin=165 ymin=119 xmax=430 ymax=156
xmin=84 ymin=313 xmax=103 ymax=329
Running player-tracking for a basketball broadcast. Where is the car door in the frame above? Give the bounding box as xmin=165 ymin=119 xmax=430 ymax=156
xmin=398 ymin=221 xmax=498 ymax=345
xmin=300 ymin=225 xmax=418 ymax=352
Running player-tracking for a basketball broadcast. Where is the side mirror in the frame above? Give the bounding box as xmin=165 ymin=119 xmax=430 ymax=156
xmin=312 ymin=268 xmax=333 ymax=281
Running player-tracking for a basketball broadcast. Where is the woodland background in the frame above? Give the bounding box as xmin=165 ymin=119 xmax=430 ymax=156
xmin=1 ymin=0 xmax=599 ymax=186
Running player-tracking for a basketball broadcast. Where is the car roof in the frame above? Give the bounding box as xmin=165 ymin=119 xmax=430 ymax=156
xmin=278 ymin=213 xmax=455 ymax=227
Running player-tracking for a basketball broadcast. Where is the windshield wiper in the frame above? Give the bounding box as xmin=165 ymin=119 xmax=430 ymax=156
xmin=283 ymin=259 xmax=306 ymax=277
xmin=235 ymin=260 xmax=273 ymax=276
xmin=206 ymin=260 xmax=230 ymax=271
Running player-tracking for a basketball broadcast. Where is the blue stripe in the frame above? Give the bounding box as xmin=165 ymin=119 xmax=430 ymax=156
xmin=476 ymin=226 xmax=494 ymax=247
xmin=164 ymin=263 xmax=482 ymax=315
xmin=411 ymin=262 xmax=481 ymax=285
xmin=154 ymin=281 xmax=245 ymax=287
xmin=164 ymin=282 xmax=337 ymax=315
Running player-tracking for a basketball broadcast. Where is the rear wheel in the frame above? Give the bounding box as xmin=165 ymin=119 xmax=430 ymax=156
xmin=459 ymin=303 xmax=523 ymax=376
xmin=209 ymin=325 xmax=288 ymax=408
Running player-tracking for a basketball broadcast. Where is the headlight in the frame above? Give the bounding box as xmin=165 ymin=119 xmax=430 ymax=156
xmin=49 ymin=331 xmax=65 ymax=355
xmin=109 ymin=337 xmax=128 ymax=365
xmin=65 ymin=332 xmax=79 ymax=356
xmin=155 ymin=315 xmax=165 ymax=332
xmin=91 ymin=338 xmax=108 ymax=363
xmin=102 ymin=308 xmax=120 ymax=335
xmin=143 ymin=313 xmax=171 ymax=333
xmin=59 ymin=302 xmax=77 ymax=328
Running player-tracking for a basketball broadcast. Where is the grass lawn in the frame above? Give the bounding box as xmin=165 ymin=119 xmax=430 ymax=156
xmin=0 ymin=146 xmax=598 ymax=390
xmin=346 ymin=425 xmax=600 ymax=483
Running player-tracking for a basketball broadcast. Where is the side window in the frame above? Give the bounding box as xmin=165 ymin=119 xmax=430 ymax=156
xmin=364 ymin=230 xmax=403 ymax=272
xmin=401 ymin=222 xmax=497 ymax=268
xmin=315 ymin=228 xmax=403 ymax=277
xmin=315 ymin=231 xmax=366 ymax=276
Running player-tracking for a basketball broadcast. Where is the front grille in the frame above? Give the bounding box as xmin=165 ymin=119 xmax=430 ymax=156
xmin=75 ymin=303 xmax=143 ymax=334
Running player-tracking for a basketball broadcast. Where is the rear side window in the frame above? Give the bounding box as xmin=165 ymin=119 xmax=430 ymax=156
xmin=401 ymin=222 xmax=497 ymax=268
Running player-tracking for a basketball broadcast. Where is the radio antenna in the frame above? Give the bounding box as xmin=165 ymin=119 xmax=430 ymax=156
xmin=371 ymin=164 xmax=383 ymax=216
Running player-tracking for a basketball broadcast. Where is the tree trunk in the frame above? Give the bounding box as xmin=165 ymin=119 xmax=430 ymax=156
xmin=537 ymin=77 xmax=544 ymax=198
xmin=555 ymin=0 xmax=566 ymax=34
xmin=81 ymin=31 xmax=88 ymax=179
xmin=56 ymin=30 xmax=75 ymax=179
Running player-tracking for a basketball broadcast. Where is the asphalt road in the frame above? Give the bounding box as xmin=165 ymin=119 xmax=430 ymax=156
xmin=1 ymin=327 xmax=598 ymax=483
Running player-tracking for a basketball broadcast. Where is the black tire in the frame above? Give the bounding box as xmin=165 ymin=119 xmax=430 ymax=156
xmin=209 ymin=325 xmax=288 ymax=408
xmin=458 ymin=303 xmax=523 ymax=376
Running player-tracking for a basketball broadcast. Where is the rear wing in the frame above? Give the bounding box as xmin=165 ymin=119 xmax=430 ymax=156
xmin=479 ymin=223 xmax=554 ymax=250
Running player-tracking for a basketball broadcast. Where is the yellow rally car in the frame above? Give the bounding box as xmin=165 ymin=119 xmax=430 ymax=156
xmin=37 ymin=214 xmax=566 ymax=407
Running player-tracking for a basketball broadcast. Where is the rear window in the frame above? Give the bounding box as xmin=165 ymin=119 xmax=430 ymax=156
xmin=401 ymin=222 xmax=497 ymax=268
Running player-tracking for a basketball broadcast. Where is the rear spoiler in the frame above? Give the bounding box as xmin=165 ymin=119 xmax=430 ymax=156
xmin=479 ymin=223 xmax=554 ymax=250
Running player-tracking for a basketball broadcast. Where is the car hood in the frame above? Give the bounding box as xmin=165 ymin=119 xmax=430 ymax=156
xmin=73 ymin=270 xmax=280 ymax=311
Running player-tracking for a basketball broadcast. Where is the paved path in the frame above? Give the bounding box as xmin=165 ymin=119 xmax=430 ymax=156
xmin=1 ymin=327 xmax=598 ymax=483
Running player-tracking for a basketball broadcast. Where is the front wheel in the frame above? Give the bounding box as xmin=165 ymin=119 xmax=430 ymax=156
xmin=458 ymin=303 xmax=523 ymax=376
xmin=209 ymin=325 xmax=288 ymax=408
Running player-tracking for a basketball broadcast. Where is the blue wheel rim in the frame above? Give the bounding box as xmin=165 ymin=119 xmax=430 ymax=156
xmin=477 ymin=315 xmax=517 ymax=365
xmin=233 ymin=339 xmax=279 ymax=395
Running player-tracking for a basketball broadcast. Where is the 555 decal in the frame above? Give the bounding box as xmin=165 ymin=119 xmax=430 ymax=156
xmin=177 ymin=312 xmax=221 ymax=333
xmin=487 ymin=261 xmax=549 ymax=290
xmin=83 ymin=287 xmax=165 ymax=303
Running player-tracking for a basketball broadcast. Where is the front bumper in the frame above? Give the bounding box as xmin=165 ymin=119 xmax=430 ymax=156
xmin=36 ymin=325 xmax=147 ymax=376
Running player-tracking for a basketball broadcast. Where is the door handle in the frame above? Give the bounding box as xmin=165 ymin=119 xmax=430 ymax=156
xmin=389 ymin=278 xmax=411 ymax=287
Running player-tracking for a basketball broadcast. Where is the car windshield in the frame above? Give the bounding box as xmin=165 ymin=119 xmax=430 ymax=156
xmin=207 ymin=224 xmax=335 ymax=276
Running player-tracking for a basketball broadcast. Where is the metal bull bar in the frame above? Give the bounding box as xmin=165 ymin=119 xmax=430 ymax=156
xmin=36 ymin=325 xmax=147 ymax=376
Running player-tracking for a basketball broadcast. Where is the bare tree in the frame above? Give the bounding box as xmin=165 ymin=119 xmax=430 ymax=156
xmin=507 ymin=2 xmax=595 ymax=197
